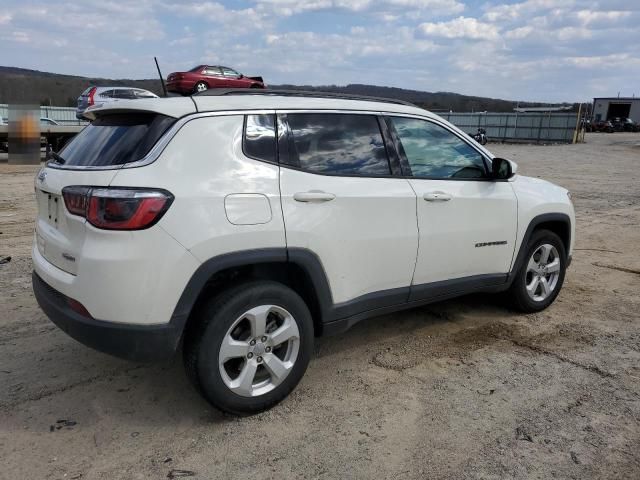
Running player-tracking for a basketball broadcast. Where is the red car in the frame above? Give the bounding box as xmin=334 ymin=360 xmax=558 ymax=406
xmin=166 ymin=65 xmax=265 ymax=94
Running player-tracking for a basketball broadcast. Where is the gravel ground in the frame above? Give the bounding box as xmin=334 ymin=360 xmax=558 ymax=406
xmin=0 ymin=133 xmax=639 ymax=480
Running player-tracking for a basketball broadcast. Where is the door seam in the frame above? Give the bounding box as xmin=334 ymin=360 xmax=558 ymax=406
xmin=406 ymin=179 xmax=420 ymax=292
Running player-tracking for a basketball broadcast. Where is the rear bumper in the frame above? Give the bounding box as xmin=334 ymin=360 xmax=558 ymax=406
xmin=32 ymin=272 xmax=181 ymax=362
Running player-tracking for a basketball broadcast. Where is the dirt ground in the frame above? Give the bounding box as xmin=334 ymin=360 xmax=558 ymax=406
xmin=1 ymin=133 xmax=639 ymax=480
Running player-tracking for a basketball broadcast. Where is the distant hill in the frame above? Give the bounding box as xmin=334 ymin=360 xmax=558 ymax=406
xmin=0 ymin=67 xmax=162 ymax=107
xmin=0 ymin=66 xmax=570 ymax=112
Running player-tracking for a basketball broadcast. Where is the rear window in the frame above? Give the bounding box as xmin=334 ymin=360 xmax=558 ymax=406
xmin=58 ymin=113 xmax=175 ymax=167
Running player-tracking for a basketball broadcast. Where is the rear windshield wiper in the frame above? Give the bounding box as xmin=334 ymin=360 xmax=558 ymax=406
xmin=48 ymin=151 xmax=66 ymax=165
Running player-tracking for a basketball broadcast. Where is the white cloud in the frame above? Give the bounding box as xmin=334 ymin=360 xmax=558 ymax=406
xmin=0 ymin=0 xmax=639 ymax=102
xmin=418 ymin=16 xmax=499 ymax=40
xmin=566 ymin=53 xmax=640 ymax=69
xmin=161 ymin=2 xmax=270 ymax=33
xmin=8 ymin=1 xmax=165 ymax=41
xmin=483 ymin=0 xmax=574 ymax=23
xmin=576 ymin=10 xmax=631 ymax=26
xmin=253 ymin=0 xmax=464 ymax=16
xmin=504 ymin=26 xmax=533 ymax=39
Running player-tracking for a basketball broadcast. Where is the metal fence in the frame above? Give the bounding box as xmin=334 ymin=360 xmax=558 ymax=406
xmin=0 ymin=104 xmax=86 ymax=125
xmin=439 ymin=112 xmax=579 ymax=143
xmin=0 ymin=104 xmax=579 ymax=143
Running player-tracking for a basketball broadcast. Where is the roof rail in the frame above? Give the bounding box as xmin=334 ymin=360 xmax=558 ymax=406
xmin=194 ymin=88 xmax=417 ymax=107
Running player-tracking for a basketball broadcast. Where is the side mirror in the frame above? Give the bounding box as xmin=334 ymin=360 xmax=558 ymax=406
xmin=239 ymin=74 xmax=244 ymax=79
xmin=491 ymin=157 xmax=517 ymax=180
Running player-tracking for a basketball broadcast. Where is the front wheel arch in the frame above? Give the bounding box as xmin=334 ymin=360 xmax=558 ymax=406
xmin=508 ymin=229 xmax=567 ymax=312
xmin=509 ymin=213 xmax=571 ymax=282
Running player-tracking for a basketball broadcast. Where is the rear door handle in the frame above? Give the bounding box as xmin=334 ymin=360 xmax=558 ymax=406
xmin=293 ymin=191 xmax=336 ymax=203
xmin=423 ymin=192 xmax=452 ymax=202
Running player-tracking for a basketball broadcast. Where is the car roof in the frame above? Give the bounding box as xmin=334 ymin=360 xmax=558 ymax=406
xmin=94 ymin=86 xmax=153 ymax=92
xmin=85 ymin=91 xmax=433 ymax=120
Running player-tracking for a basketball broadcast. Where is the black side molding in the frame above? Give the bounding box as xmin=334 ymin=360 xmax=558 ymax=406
xmin=323 ymin=273 xmax=509 ymax=336
xmin=168 ymin=213 xmax=571 ymax=341
xmin=170 ymin=248 xmax=288 ymax=332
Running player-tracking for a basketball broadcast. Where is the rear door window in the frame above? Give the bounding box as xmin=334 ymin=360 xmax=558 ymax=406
xmin=203 ymin=67 xmax=222 ymax=76
xmin=57 ymin=113 xmax=175 ymax=167
xmin=115 ymin=89 xmax=137 ymax=99
xmin=283 ymin=113 xmax=390 ymax=176
xmin=134 ymin=90 xmax=157 ymax=99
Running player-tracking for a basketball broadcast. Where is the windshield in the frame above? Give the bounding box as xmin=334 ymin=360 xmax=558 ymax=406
xmin=58 ymin=113 xmax=175 ymax=167
xmin=188 ymin=65 xmax=204 ymax=72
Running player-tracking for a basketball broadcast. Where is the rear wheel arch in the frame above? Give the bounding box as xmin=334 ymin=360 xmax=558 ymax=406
xmin=172 ymin=248 xmax=332 ymax=342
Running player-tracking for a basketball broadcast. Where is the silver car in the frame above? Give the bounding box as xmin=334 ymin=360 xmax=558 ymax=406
xmin=76 ymin=86 xmax=158 ymax=119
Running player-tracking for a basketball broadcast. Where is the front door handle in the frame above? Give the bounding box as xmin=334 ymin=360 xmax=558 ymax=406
xmin=293 ymin=191 xmax=336 ymax=203
xmin=423 ymin=192 xmax=452 ymax=202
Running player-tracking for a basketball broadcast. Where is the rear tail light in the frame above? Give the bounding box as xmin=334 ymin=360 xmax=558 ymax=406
xmin=87 ymin=87 xmax=97 ymax=106
xmin=62 ymin=187 xmax=173 ymax=230
xmin=62 ymin=186 xmax=90 ymax=216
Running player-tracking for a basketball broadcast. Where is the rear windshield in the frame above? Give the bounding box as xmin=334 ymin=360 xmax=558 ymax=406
xmin=58 ymin=113 xmax=175 ymax=167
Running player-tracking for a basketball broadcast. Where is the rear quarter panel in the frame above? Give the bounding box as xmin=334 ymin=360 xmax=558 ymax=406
xmin=109 ymin=113 xmax=286 ymax=263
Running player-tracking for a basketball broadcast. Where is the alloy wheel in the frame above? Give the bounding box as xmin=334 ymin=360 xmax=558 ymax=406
xmin=218 ymin=305 xmax=300 ymax=397
xmin=525 ymin=243 xmax=561 ymax=302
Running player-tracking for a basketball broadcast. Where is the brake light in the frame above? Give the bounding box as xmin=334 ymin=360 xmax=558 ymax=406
xmin=87 ymin=87 xmax=97 ymax=106
xmin=62 ymin=187 xmax=173 ymax=230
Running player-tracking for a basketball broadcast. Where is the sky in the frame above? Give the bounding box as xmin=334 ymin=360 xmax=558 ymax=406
xmin=0 ymin=0 xmax=638 ymax=102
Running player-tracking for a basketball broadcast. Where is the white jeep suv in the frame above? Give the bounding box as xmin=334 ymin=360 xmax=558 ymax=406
xmin=32 ymin=90 xmax=574 ymax=414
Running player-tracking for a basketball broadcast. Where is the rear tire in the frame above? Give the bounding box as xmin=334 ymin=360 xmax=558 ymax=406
xmin=508 ymin=229 xmax=566 ymax=313
xmin=183 ymin=281 xmax=314 ymax=415
xmin=194 ymin=82 xmax=208 ymax=94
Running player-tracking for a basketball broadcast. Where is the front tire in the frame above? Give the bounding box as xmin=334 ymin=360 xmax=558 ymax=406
xmin=183 ymin=281 xmax=314 ymax=415
xmin=509 ymin=229 xmax=566 ymax=313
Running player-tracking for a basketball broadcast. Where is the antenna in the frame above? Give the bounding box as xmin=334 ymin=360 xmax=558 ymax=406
xmin=154 ymin=57 xmax=168 ymax=97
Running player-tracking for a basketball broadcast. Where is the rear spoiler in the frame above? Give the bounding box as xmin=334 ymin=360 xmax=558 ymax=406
xmin=247 ymin=76 xmax=264 ymax=83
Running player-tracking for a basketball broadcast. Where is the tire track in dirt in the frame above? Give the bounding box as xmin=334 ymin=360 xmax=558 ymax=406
xmin=372 ymin=320 xmax=617 ymax=378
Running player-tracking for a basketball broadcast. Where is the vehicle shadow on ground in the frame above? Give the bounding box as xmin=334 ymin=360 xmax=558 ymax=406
xmin=314 ymin=293 xmax=515 ymax=358
xmin=9 ymin=293 xmax=516 ymax=429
